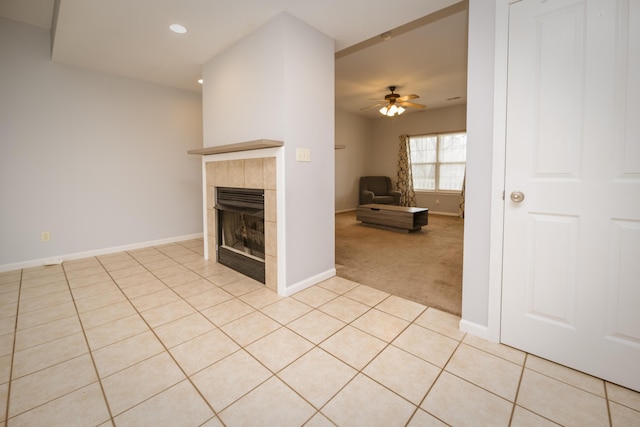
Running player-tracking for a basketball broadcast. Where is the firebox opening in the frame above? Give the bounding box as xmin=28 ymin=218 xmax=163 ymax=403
xmin=216 ymin=187 xmax=265 ymax=284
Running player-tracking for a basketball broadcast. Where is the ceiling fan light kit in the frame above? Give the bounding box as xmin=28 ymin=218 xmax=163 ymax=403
xmin=379 ymin=104 xmax=405 ymax=117
xmin=361 ymin=86 xmax=426 ymax=118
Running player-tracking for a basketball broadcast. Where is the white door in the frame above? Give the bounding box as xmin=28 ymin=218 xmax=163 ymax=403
xmin=501 ymin=0 xmax=640 ymax=391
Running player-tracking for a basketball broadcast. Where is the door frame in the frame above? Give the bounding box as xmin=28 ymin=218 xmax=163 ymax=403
xmin=486 ymin=0 xmax=516 ymax=343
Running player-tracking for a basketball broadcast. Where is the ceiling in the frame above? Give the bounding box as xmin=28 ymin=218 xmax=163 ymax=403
xmin=0 ymin=0 xmax=468 ymax=119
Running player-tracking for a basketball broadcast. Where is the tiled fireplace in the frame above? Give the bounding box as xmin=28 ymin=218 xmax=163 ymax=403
xmin=204 ymin=157 xmax=278 ymax=292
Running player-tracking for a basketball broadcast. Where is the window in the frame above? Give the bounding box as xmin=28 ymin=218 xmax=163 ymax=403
xmin=409 ymin=132 xmax=467 ymax=191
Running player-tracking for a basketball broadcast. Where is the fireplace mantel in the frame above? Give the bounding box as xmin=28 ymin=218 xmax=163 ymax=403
xmin=187 ymin=139 xmax=283 ymax=156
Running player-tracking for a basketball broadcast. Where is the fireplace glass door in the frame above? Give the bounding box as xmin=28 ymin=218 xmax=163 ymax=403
xmin=219 ymin=211 xmax=265 ymax=259
xmin=216 ymin=187 xmax=265 ymax=283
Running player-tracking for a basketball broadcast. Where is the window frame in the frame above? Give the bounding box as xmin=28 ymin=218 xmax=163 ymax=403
xmin=409 ymin=131 xmax=467 ymax=193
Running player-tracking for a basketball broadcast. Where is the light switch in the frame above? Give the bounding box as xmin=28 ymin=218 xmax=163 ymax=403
xmin=296 ymin=148 xmax=311 ymax=162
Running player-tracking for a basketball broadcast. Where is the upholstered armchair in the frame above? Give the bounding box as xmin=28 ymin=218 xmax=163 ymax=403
xmin=359 ymin=176 xmax=401 ymax=205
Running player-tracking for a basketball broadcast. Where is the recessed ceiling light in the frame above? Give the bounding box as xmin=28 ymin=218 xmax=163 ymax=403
xmin=198 ymin=79 xmax=203 ymax=84
xmin=169 ymin=24 xmax=187 ymax=34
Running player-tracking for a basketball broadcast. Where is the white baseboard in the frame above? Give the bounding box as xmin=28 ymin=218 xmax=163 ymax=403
xmin=429 ymin=211 xmax=462 ymax=217
xmin=0 ymin=233 xmax=204 ymax=273
xmin=283 ymin=268 xmax=337 ymax=296
xmin=459 ymin=319 xmax=493 ymax=341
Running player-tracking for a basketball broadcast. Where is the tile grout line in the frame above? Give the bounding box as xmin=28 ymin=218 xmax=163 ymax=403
xmin=434 ymin=346 xmax=570 ymax=426
xmin=523 ymin=364 xmax=613 ymax=401
xmin=286 ymin=288 xmax=469 ymax=426
xmin=270 ymin=313 xmax=373 ymax=425
xmin=409 ymin=334 xmax=465 ymax=427
xmin=509 ymin=352 xmax=612 ymax=426
xmin=168 ymin=281 xmax=389 ymax=423
xmin=62 ymin=259 xmax=116 ymax=427
xmin=107 ymin=247 xmax=224 ymax=423
xmin=276 ymin=302 xmax=379 ymax=424
xmin=286 ymin=294 xmax=431 ymax=425
xmin=506 ymin=354 xmax=577 ymax=426
xmin=148 ymin=242 xmax=311 ymax=425
xmin=3 ymin=268 xmax=22 ymax=425
xmin=126 ymin=243 xmax=278 ymax=423
xmin=604 ymin=378 xmax=613 ymax=427
xmin=189 ymin=293 xmax=321 ymax=420
xmin=354 ymin=309 xmax=428 ymax=427
xmin=507 ymin=352 xmax=528 ymax=426
xmin=6 ymin=268 xmax=102 ymax=421
xmin=219 ymin=289 xmax=366 ymax=421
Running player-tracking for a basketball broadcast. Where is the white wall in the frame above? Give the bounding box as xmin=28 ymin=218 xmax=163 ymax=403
xmin=0 ymin=18 xmax=203 ymax=269
xmin=334 ymin=110 xmax=371 ymax=211
xmin=282 ymin=15 xmax=335 ymax=288
xmin=202 ymin=13 xmax=335 ymax=292
xmin=202 ymin=17 xmax=284 ymax=145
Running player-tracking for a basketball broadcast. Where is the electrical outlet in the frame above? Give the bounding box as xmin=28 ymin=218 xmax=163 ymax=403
xmin=41 ymin=231 xmax=51 ymax=242
xmin=436 ymin=199 xmax=440 ymax=207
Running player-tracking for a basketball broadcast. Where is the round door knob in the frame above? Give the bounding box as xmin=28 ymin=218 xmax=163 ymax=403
xmin=510 ymin=191 xmax=525 ymax=203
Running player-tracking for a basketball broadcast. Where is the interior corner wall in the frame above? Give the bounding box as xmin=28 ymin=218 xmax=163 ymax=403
xmin=0 ymin=18 xmax=203 ymax=269
xmin=334 ymin=110 xmax=372 ymax=211
xmin=201 ymin=13 xmax=335 ymax=292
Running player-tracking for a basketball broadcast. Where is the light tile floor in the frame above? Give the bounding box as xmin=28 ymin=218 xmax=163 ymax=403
xmin=1 ymin=239 xmax=639 ymax=426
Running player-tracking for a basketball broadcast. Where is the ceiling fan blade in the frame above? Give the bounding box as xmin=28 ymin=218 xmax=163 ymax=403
xmin=360 ymin=102 xmax=386 ymax=111
xmin=397 ymin=94 xmax=419 ymax=102
xmin=399 ymin=101 xmax=426 ymax=109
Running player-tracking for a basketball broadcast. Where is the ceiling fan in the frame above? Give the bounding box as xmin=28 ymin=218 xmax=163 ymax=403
xmin=361 ymin=86 xmax=426 ymax=117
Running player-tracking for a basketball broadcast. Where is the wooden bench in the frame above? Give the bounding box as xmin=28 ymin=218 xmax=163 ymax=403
xmin=356 ymin=204 xmax=428 ymax=233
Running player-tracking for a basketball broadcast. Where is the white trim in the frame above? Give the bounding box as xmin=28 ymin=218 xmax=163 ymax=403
xmin=282 ymin=268 xmax=337 ymax=296
xmin=485 ymin=0 xmax=511 ymax=343
xmin=201 ymin=157 xmax=210 ymax=260
xmin=459 ymin=319 xmax=491 ymax=341
xmin=0 ymin=233 xmax=204 ymax=273
xmin=276 ymin=149 xmax=286 ymax=295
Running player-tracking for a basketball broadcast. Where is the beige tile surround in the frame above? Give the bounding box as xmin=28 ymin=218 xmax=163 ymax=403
xmin=205 ymin=157 xmax=277 ymax=292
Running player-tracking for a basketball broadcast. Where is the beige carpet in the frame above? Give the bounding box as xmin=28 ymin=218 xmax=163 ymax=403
xmin=335 ymin=210 xmax=463 ymax=316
